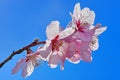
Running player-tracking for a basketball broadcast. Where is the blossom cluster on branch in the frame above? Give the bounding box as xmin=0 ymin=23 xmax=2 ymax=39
xmin=10 ymin=3 xmax=107 ymax=78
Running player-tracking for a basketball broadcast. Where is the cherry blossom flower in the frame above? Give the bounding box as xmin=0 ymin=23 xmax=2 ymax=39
xmin=65 ymin=3 xmax=107 ymax=64
xmin=12 ymin=51 xmax=41 ymax=78
xmin=66 ymin=3 xmax=97 ymax=43
xmin=62 ymin=3 xmax=94 ymax=64
xmin=38 ymin=21 xmax=74 ymax=70
xmin=66 ymin=25 xmax=107 ymax=64
xmin=70 ymin=3 xmax=95 ymax=29
xmin=37 ymin=3 xmax=107 ymax=66
xmin=10 ymin=2 xmax=107 ymax=78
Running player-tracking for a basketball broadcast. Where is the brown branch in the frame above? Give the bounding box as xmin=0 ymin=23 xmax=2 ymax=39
xmin=0 ymin=38 xmax=46 ymax=68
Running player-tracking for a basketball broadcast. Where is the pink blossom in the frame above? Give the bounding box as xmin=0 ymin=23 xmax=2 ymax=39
xmin=67 ymin=3 xmax=97 ymax=42
xmin=11 ymin=3 xmax=107 ymax=78
xmin=70 ymin=3 xmax=95 ymax=29
xmin=12 ymin=51 xmax=41 ymax=78
xmin=38 ymin=21 xmax=72 ymax=70
xmin=62 ymin=3 xmax=95 ymax=63
xmin=65 ymin=3 xmax=107 ymax=63
xmin=38 ymin=3 xmax=106 ymax=66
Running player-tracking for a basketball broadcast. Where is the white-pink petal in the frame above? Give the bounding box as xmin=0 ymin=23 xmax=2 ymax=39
xmin=90 ymin=37 xmax=99 ymax=51
xmin=22 ymin=63 xmax=27 ymax=78
xmin=22 ymin=61 xmax=35 ymax=78
xmin=72 ymin=3 xmax=81 ymax=21
xmin=26 ymin=61 xmax=35 ymax=77
xmin=46 ymin=21 xmax=60 ymax=40
xmin=95 ymin=27 xmax=107 ymax=36
xmin=72 ymin=31 xmax=93 ymax=42
xmin=12 ymin=58 xmax=26 ymax=74
xmin=80 ymin=8 xmax=95 ymax=25
xmin=49 ymin=52 xmax=60 ymax=68
xmin=59 ymin=27 xmax=75 ymax=39
xmin=68 ymin=54 xmax=81 ymax=64
xmin=81 ymin=51 xmax=92 ymax=62
xmin=38 ymin=41 xmax=52 ymax=61
xmin=66 ymin=40 xmax=80 ymax=58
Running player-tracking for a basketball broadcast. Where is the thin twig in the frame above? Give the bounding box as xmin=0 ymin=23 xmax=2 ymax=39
xmin=0 ymin=39 xmax=46 ymax=68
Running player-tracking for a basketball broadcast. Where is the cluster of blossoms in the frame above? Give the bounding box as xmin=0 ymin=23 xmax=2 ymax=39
xmin=12 ymin=3 xmax=107 ymax=78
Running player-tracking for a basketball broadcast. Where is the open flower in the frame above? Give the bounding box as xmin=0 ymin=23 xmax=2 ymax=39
xmin=12 ymin=51 xmax=41 ymax=78
xmin=70 ymin=3 xmax=95 ymax=29
xmin=38 ymin=21 xmax=73 ymax=70
xmin=64 ymin=3 xmax=95 ymax=63
xmin=68 ymin=3 xmax=97 ymax=42
xmin=65 ymin=3 xmax=107 ymax=63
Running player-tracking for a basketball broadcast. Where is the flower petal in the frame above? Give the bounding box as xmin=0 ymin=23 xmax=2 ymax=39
xmin=46 ymin=21 xmax=60 ymax=40
xmin=80 ymin=42 xmax=90 ymax=52
xmin=90 ymin=37 xmax=99 ymax=51
xmin=81 ymin=51 xmax=92 ymax=62
xmin=69 ymin=54 xmax=81 ymax=64
xmin=67 ymin=41 xmax=79 ymax=58
xmin=72 ymin=31 xmax=93 ymax=42
xmin=26 ymin=61 xmax=35 ymax=77
xmin=60 ymin=55 xmax=66 ymax=70
xmin=22 ymin=61 xmax=35 ymax=78
xmin=22 ymin=63 xmax=27 ymax=78
xmin=80 ymin=8 xmax=95 ymax=25
xmin=38 ymin=41 xmax=52 ymax=61
xmin=12 ymin=58 xmax=26 ymax=74
xmin=59 ymin=27 xmax=75 ymax=39
xmin=95 ymin=27 xmax=107 ymax=36
xmin=49 ymin=52 xmax=60 ymax=68
xmin=72 ymin=3 xmax=81 ymax=21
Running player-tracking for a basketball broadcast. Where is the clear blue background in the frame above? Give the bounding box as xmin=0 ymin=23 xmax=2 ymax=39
xmin=0 ymin=0 xmax=119 ymax=80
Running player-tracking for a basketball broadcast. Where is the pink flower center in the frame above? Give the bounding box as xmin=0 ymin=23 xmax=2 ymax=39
xmin=25 ymin=55 xmax=39 ymax=66
xmin=51 ymin=35 xmax=63 ymax=51
xmin=76 ymin=20 xmax=84 ymax=32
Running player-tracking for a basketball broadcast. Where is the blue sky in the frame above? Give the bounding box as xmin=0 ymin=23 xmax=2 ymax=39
xmin=0 ymin=0 xmax=119 ymax=80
